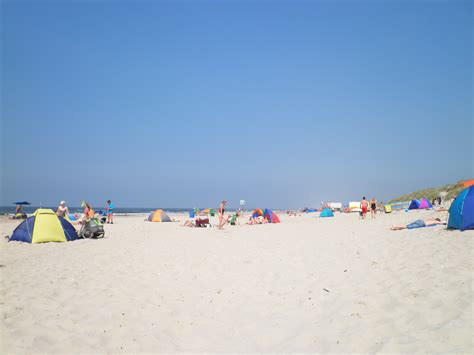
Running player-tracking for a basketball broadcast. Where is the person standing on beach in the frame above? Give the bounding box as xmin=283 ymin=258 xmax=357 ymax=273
xmin=56 ymin=201 xmax=69 ymax=218
xmin=218 ymin=200 xmax=227 ymax=230
xmin=370 ymin=198 xmax=377 ymax=219
xmin=106 ymin=200 xmax=114 ymax=224
xmin=360 ymin=197 xmax=369 ymax=219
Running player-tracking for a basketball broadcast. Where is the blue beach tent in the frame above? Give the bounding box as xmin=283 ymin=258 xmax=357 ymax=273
xmin=448 ymin=186 xmax=474 ymax=231
xmin=408 ymin=198 xmax=432 ymax=210
xmin=320 ymin=208 xmax=334 ymax=218
xmin=408 ymin=199 xmax=421 ymax=210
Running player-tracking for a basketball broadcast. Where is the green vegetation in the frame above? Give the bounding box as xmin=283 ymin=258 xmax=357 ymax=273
xmin=389 ymin=181 xmax=468 ymax=203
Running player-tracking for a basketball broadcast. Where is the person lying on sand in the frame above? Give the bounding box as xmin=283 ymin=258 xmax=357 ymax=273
xmin=390 ymin=218 xmax=446 ymax=231
xmin=248 ymin=216 xmax=268 ymax=225
xmin=183 ymin=220 xmax=195 ymax=227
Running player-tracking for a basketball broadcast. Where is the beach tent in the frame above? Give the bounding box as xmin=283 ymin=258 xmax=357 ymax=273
xmin=319 ymin=208 xmax=334 ymax=217
xmin=448 ymin=186 xmax=474 ymax=231
xmin=419 ymin=198 xmax=433 ymax=209
xmin=462 ymin=179 xmax=474 ymax=187
xmin=306 ymin=209 xmax=317 ymax=213
xmin=9 ymin=209 xmax=78 ymax=243
xmin=384 ymin=205 xmax=392 ymax=213
xmin=408 ymin=199 xmax=421 ymax=210
xmin=252 ymin=208 xmax=263 ymax=218
xmin=349 ymin=202 xmax=362 ymax=212
xmin=148 ymin=209 xmax=172 ymax=222
xmin=263 ymin=209 xmax=281 ymax=223
xmin=409 ymin=198 xmax=432 ymax=210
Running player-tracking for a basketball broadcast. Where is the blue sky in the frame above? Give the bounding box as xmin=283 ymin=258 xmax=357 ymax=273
xmin=1 ymin=0 xmax=472 ymax=208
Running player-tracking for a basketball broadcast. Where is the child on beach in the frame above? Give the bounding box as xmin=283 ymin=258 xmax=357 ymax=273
xmin=106 ymin=200 xmax=114 ymax=224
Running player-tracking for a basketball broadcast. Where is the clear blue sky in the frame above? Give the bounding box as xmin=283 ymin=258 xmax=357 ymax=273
xmin=1 ymin=0 xmax=472 ymax=208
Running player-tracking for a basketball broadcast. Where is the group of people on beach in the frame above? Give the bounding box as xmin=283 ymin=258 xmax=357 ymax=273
xmin=360 ymin=197 xmax=379 ymax=220
xmin=54 ymin=200 xmax=114 ymax=228
xmin=183 ymin=200 xmax=240 ymax=229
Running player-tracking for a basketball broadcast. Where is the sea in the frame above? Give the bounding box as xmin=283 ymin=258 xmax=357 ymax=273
xmin=0 ymin=206 xmax=248 ymax=216
xmin=0 ymin=206 xmax=193 ymax=216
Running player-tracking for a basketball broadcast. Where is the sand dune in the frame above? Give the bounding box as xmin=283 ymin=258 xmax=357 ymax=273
xmin=1 ymin=210 xmax=472 ymax=353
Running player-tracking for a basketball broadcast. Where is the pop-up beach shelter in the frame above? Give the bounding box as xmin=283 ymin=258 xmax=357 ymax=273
xmin=448 ymin=186 xmax=474 ymax=231
xmin=409 ymin=198 xmax=432 ymax=210
xmin=263 ymin=209 xmax=281 ymax=223
xmin=9 ymin=209 xmax=78 ymax=243
xmin=252 ymin=209 xmax=263 ymax=218
xmin=419 ymin=198 xmax=433 ymax=209
xmin=148 ymin=209 xmax=172 ymax=222
xmin=408 ymin=199 xmax=421 ymax=210
xmin=462 ymin=179 xmax=474 ymax=187
xmin=320 ymin=208 xmax=334 ymax=217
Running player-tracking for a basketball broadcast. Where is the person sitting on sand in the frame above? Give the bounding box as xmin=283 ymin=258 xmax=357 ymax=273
xmin=248 ymin=216 xmax=267 ymax=225
xmin=74 ymin=201 xmax=95 ymax=226
xmin=56 ymin=201 xmax=69 ymax=218
xmin=229 ymin=213 xmax=239 ymax=226
xmin=183 ymin=219 xmax=195 ymax=227
xmin=390 ymin=218 xmax=446 ymax=231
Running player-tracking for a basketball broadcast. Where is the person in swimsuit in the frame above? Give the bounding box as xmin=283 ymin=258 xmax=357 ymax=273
xmin=390 ymin=218 xmax=445 ymax=231
xmin=56 ymin=201 xmax=69 ymax=218
xmin=218 ymin=200 xmax=227 ymax=230
xmin=106 ymin=200 xmax=114 ymax=224
xmin=370 ymin=198 xmax=377 ymax=219
xmin=360 ymin=197 xmax=369 ymax=219
xmin=74 ymin=201 xmax=95 ymax=228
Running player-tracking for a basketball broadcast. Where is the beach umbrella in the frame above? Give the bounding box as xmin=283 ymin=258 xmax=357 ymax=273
xmin=13 ymin=201 xmax=31 ymax=205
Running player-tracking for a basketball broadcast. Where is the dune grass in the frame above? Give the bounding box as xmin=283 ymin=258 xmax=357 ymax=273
xmin=389 ymin=181 xmax=468 ymax=203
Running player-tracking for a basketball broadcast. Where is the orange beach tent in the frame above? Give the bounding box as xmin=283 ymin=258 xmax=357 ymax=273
xmin=462 ymin=179 xmax=474 ymax=187
xmin=147 ymin=209 xmax=172 ymax=222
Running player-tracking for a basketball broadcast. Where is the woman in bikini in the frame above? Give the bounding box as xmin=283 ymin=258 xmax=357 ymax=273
xmin=218 ymin=200 xmax=227 ymax=230
xmin=370 ymin=198 xmax=377 ymax=219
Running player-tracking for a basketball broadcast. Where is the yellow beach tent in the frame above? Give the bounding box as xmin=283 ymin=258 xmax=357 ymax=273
xmin=9 ymin=209 xmax=78 ymax=243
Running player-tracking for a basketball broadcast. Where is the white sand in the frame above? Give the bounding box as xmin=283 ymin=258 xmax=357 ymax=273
xmin=1 ymin=210 xmax=472 ymax=353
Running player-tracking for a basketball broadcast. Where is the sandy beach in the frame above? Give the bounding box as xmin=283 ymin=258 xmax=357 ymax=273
xmin=0 ymin=210 xmax=472 ymax=353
